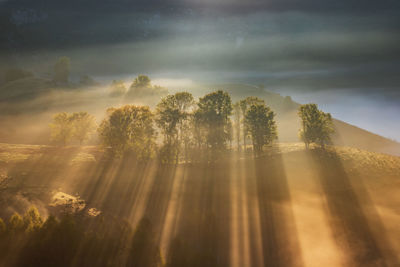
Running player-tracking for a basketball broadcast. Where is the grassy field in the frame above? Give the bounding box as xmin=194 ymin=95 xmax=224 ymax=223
xmin=0 ymin=142 xmax=399 ymax=266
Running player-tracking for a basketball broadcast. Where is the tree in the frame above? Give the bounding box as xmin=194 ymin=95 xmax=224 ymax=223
xmin=298 ymin=103 xmax=334 ymax=148
xmin=156 ymin=95 xmax=180 ymax=144
xmin=71 ymin=112 xmax=97 ymax=145
xmin=23 ymin=206 xmax=43 ymax=232
xmin=233 ymin=102 xmax=241 ymax=151
xmin=98 ymin=105 xmax=156 ymax=158
xmin=156 ymin=95 xmax=181 ymax=163
xmin=239 ymin=97 xmax=265 ymax=151
xmin=192 ymin=108 xmax=207 ymax=150
xmin=155 ymin=92 xmax=195 ymax=163
xmin=245 ymin=103 xmax=277 ymax=156
xmin=50 ymin=112 xmax=74 ymax=146
xmin=132 ymin=75 xmax=151 ymax=88
xmin=53 ymin=56 xmax=70 ymax=84
xmin=195 ymin=90 xmax=233 ymax=155
xmin=8 ymin=212 xmax=24 ymax=233
xmin=173 ymin=92 xmax=195 ymax=160
xmin=126 ymin=75 xmax=168 ymax=101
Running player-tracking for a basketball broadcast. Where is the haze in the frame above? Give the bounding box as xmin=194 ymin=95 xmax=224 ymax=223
xmin=1 ymin=0 xmax=400 ymax=140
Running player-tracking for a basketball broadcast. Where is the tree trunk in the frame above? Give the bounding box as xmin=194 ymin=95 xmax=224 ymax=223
xmin=243 ymin=129 xmax=246 ymax=152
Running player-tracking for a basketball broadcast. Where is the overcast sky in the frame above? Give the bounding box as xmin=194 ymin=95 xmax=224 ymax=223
xmin=1 ymin=0 xmax=400 ymax=139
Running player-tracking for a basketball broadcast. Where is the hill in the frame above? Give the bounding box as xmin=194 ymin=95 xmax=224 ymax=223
xmin=207 ymin=83 xmax=400 ymax=156
xmin=0 ymin=80 xmax=399 ymax=156
xmin=0 ymin=77 xmax=53 ymax=102
xmin=0 ymin=143 xmax=399 ymax=266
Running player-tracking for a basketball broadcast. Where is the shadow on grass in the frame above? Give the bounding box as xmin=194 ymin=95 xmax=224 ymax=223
xmin=167 ymin=162 xmax=232 ymax=267
xmin=309 ymin=148 xmax=394 ymax=266
xmin=253 ymin=153 xmax=304 ymax=267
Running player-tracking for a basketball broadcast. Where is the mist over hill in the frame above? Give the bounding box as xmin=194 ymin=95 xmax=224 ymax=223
xmin=0 ymin=76 xmax=399 ymax=156
xmin=1 ymin=0 xmax=399 ymax=266
xmin=209 ymin=83 xmax=400 ymax=156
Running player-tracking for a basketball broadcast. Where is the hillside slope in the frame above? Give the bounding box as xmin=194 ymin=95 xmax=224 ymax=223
xmin=210 ymin=83 xmax=400 ymax=156
xmin=0 ymin=143 xmax=399 ymax=266
xmin=0 ymin=77 xmax=53 ymax=102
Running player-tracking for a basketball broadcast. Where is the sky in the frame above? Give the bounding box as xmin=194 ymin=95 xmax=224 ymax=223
xmin=0 ymin=0 xmax=399 ymax=140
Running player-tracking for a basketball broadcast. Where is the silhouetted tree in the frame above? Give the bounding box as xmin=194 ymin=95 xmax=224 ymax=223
xmin=245 ymin=103 xmax=277 ymax=156
xmin=192 ymin=108 xmax=207 ymax=151
xmin=194 ymin=90 xmax=233 ymax=156
xmin=8 ymin=212 xmax=24 ymax=233
xmin=156 ymin=92 xmax=194 ymax=163
xmin=298 ymin=103 xmax=334 ymax=148
xmin=71 ymin=112 xmax=96 ymax=145
xmin=233 ymin=102 xmax=241 ymax=151
xmin=98 ymin=105 xmax=156 ymax=158
xmin=126 ymin=75 xmax=168 ymax=101
xmin=156 ymin=95 xmax=181 ymax=163
xmin=23 ymin=206 xmax=43 ymax=233
xmin=176 ymin=92 xmax=196 ymax=161
xmin=53 ymin=56 xmax=70 ymax=84
xmin=50 ymin=112 xmax=74 ymax=146
xmin=132 ymin=75 xmax=151 ymax=88
xmin=239 ymin=97 xmax=265 ymax=151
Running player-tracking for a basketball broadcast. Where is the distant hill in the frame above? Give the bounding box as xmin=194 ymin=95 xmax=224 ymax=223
xmin=208 ymin=83 xmax=400 ymax=156
xmin=0 ymin=77 xmax=53 ymax=103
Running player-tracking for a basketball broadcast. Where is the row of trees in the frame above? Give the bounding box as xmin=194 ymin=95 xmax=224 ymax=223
xmin=50 ymin=90 xmax=334 ymax=161
xmin=96 ymin=90 xmax=280 ymax=161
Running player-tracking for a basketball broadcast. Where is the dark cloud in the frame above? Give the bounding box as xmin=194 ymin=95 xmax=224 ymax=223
xmin=0 ymin=0 xmax=399 ymax=140
xmin=1 ymin=0 xmax=399 ymax=50
xmin=1 ymin=0 xmax=399 ymax=98
xmin=2 ymin=0 xmax=400 ymax=14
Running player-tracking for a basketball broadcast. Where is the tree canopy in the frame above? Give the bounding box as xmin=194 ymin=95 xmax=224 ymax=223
xmin=50 ymin=112 xmax=74 ymax=146
xmin=126 ymin=75 xmax=168 ymax=101
xmin=156 ymin=92 xmax=195 ymax=163
xmin=244 ymin=103 xmax=277 ymax=155
xmin=70 ymin=112 xmax=97 ymax=145
xmin=239 ymin=97 xmax=265 ymax=150
xmin=98 ymin=105 xmax=156 ymax=158
xmin=47 ymin=91 xmax=339 ymax=160
xmin=298 ymin=103 xmax=334 ymax=148
xmin=50 ymin=112 xmax=96 ymax=146
xmin=194 ymin=90 xmax=233 ymax=154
